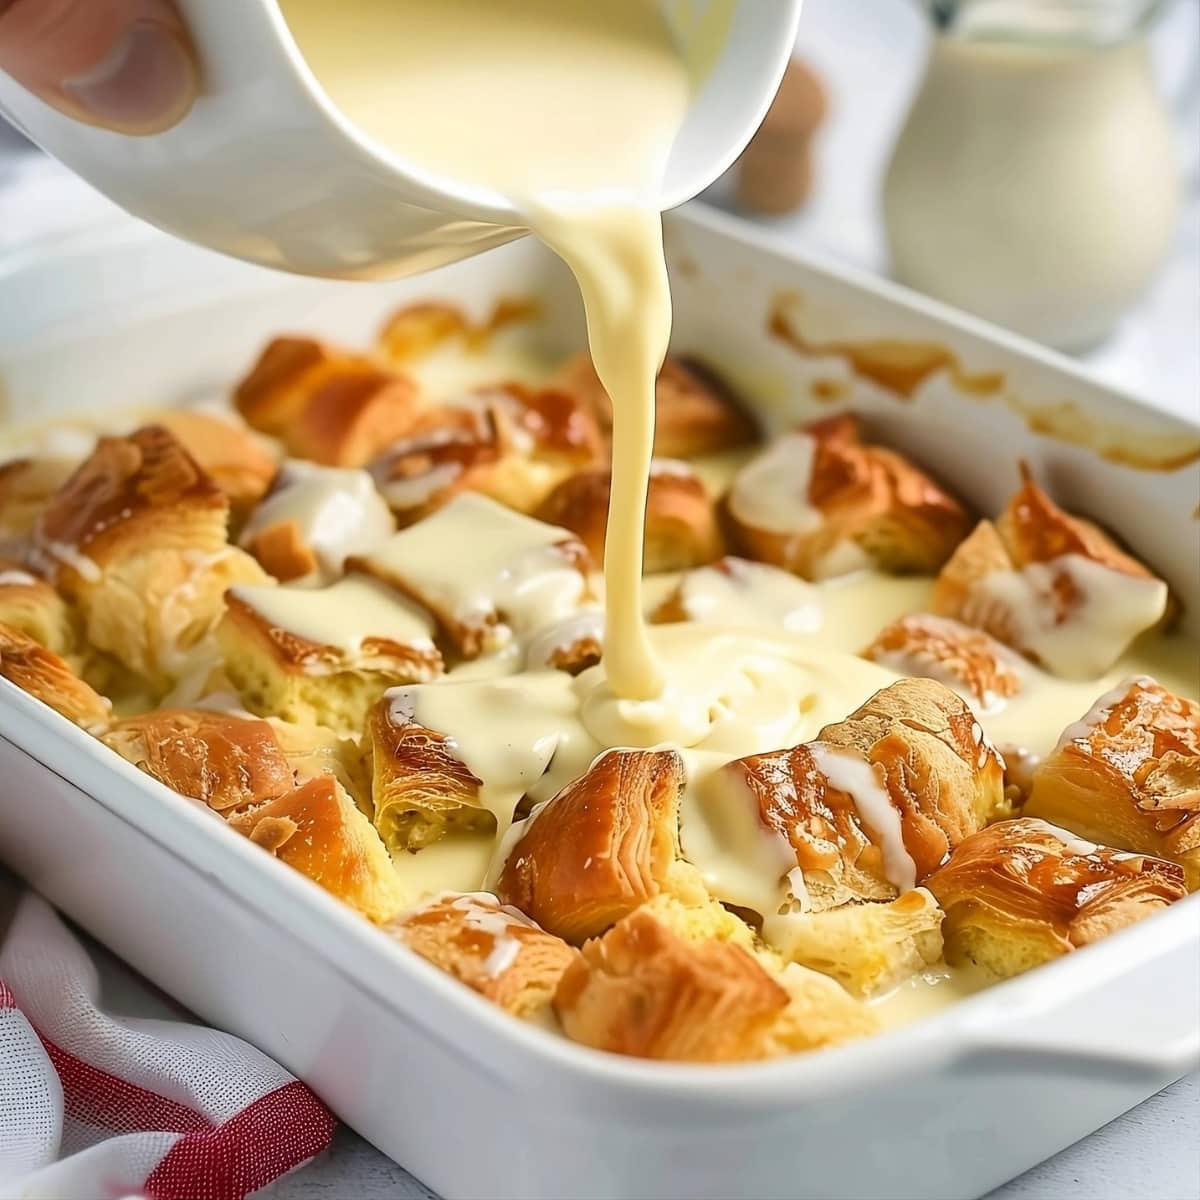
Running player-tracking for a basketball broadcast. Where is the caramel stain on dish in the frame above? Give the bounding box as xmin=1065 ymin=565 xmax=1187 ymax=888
xmin=768 ymin=291 xmax=1200 ymax=472
xmin=767 ymin=293 xmax=1003 ymax=399
xmin=1006 ymin=397 xmax=1200 ymax=473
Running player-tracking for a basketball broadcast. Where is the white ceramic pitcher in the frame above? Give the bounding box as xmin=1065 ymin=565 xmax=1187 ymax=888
xmin=0 ymin=0 xmax=802 ymax=279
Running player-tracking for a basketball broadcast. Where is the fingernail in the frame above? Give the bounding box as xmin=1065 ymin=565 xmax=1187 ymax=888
xmin=63 ymin=21 xmax=196 ymax=135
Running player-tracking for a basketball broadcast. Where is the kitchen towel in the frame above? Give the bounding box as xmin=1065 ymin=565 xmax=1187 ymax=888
xmin=0 ymin=888 xmax=336 ymax=1200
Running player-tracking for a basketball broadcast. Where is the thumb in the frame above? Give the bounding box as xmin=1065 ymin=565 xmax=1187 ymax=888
xmin=0 ymin=0 xmax=197 ymax=135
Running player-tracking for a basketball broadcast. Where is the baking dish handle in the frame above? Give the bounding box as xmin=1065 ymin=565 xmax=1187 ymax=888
xmin=959 ymin=913 xmax=1200 ymax=1082
xmin=965 ymin=1024 xmax=1200 ymax=1081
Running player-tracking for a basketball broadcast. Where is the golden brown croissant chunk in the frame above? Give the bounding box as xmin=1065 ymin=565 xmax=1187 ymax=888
xmin=555 ymin=908 xmax=788 ymax=1062
xmin=371 ymin=383 xmax=602 ymax=525
xmin=386 ymin=892 xmax=578 ymax=1018
xmin=925 ymin=817 xmax=1187 ymax=978
xmin=713 ymin=678 xmax=1004 ymax=915
xmin=554 ymin=905 xmax=876 ymax=1062
xmin=1024 ymin=677 xmax=1200 ymax=888
xmin=0 ymin=560 xmax=78 ymax=656
xmin=820 ymin=677 xmax=1006 ymax=869
xmin=932 ymin=466 xmax=1169 ymax=678
xmin=496 ymin=749 xmax=686 ymax=944
xmin=352 ymin=493 xmax=592 ymax=658
xmin=239 ymin=461 xmax=395 ymax=585
xmin=725 ymin=414 xmax=970 ymax=579
xmin=0 ymin=621 xmax=110 ymax=732
xmin=535 ymin=460 xmax=723 ymax=573
xmin=862 ymin=613 xmax=1025 ymax=714
xmin=234 ymin=336 xmax=420 ymax=467
xmin=367 ymin=695 xmax=494 ymax=852
xmin=227 ymin=775 xmax=403 ymax=923
xmin=218 ymin=576 xmax=443 ymax=733
xmin=101 ymin=708 xmax=295 ymax=815
xmin=558 ymin=353 xmax=758 ymax=459
xmin=31 ymin=425 xmax=267 ymax=688
xmin=153 ymin=409 xmax=278 ymax=519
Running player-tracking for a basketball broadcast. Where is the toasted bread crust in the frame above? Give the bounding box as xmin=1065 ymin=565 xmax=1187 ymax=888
xmin=497 ymin=749 xmax=686 ymax=944
xmin=387 ymin=892 xmax=578 ymax=1017
xmin=926 ymin=817 xmax=1187 ymax=976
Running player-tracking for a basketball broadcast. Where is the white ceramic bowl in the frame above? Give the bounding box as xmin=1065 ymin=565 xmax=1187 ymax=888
xmin=0 ymin=0 xmax=803 ymax=279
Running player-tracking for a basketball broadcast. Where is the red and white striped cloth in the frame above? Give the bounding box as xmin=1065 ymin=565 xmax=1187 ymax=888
xmin=0 ymin=890 xmax=336 ymax=1200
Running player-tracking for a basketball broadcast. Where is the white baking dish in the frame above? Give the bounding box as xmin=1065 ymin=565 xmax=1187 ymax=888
xmin=1 ymin=206 xmax=1197 ymax=1200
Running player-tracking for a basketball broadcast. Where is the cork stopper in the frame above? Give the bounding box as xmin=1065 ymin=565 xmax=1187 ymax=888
xmin=736 ymin=58 xmax=827 ymax=216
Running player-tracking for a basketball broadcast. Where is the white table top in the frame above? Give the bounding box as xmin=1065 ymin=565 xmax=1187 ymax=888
xmin=2 ymin=1 xmax=1198 ymax=1196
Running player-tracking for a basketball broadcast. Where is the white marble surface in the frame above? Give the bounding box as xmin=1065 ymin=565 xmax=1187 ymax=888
xmin=1 ymin=1 xmax=1198 ymax=1197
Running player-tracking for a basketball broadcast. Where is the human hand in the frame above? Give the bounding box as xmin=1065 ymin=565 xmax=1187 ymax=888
xmin=0 ymin=0 xmax=197 ymax=135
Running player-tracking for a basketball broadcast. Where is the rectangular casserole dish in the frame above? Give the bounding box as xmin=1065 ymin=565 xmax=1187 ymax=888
xmin=1 ymin=205 xmax=1197 ymax=1200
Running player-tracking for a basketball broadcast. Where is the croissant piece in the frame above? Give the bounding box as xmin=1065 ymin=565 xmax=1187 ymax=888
xmin=234 ymin=336 xmax=420 ymax=467
xmin=932 ymin=468 xmax=1169 ymax=678
xmin=496 ymin=748 xmax=685 ymax=944
xmin=0 ymin=621 xmax=110 ymax=732
xmin=0 ymin=559 xmax=78 ymax=656
xmin=725 ymin=414 xmax=970 ymax=580
xmin=227 ymin=775 xmax=403 ymax=923
xmin=102 ymin=708 xmax=294 ymax=815
xmin=351 ymin=493 xmax=592 ymax=658
xmin=820 ymin=677 xmax=1006 ymax=870
xmin=714 ymin=742 xmax=895 ymax=912
xmin=862 ymin=613 xmax=1025 ymax=714
xmin=554 ymin=905 xmax=875 ymax=1062
xmin=649 ymin=555 xmax=821 ymax=632
xmin=386 ymin=892 xmax=578 ymax=1018
xmin=557 ymin=353 xmax=758 ymax=459
xmin=373 ymin=384 xmax=602 ymax=525
xmin=367 ymin=695 xmax=494 ymax=852
xmin=555 ymin=907 xmax=788 ymax=1062
xmin=1024 ymin=677 xmax=1200 ymax=888
xmin=925 ymin=817 xmax=1187 ymax=978
xmin=218 ymin=577 xmax=443 ymax=733
xmin=371 ymin=403 xmax=500 ymax=525
xmin=239 ymin=461 xmax=395 ymax=585
xmin=154 ymin=409 xmax=278 ymax=519
xmin=31 ymin=425 xmax=268 ymax=687
xmin=535 ymin=460 xmax=723 ymax=572
xmin=714 ymin=678 xmax=1003 ymax=915
xmin=765 ymin=887 xmax=944 ymax=997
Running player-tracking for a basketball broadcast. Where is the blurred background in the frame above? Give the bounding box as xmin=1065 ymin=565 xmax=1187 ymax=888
xmin=2 ymin=0 xmax=1197 ymax=411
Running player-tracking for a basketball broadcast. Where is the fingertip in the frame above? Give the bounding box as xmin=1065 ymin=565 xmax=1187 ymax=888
xmin=61 ymin=19 xmax=197 ymax=135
